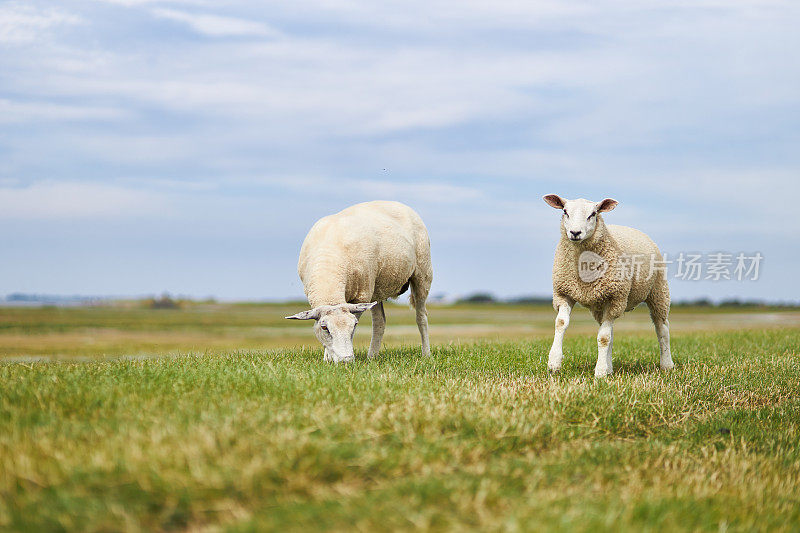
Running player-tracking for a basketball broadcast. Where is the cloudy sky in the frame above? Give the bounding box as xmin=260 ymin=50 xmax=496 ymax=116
xmin=1 ymin=0 xmax=798 ymax=302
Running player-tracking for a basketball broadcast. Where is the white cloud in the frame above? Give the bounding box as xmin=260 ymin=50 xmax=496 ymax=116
xmin=339 ymin=178 xmax=483 ymax=204
xmin=0 ymin=99 xmax=126 ymax=123
xmin=63 ymin=134 xmax=204 ymax=164
xmin=0 ymin=181 xmax=169 ymax=219
xmin=0 ymin=3 xmax=82 ymax=45
xmin=8 ymin=0 xmax=796 ymax=145
xmin=93 ymin=0 xmax=206 ymax=5
xmin=150 ymin=8 xmax=279 ymax=37
xmin=249 ymin=175 xmax=482 ymax=204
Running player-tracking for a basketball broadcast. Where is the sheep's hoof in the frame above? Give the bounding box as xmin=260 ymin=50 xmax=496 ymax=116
xmin=547 ymin=364 xmax=561 ymax=374
xmin=661 ymin=361 xmax=675 ymax=371
xmin=594 ymin=367 xmax=613 ymax=378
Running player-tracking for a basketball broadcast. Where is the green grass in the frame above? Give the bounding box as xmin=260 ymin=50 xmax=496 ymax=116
xmin=1 ymin=301 xmax=798 ymax=358
xmin=2 ymin=315 xmax=799 ymax=531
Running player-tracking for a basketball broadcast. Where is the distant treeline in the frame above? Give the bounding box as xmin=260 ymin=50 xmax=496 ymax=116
xmin=1 ymin=293 xmax=213 ymax=309
xmin=456 ymin=293 xmax=552 ymax=305
xmin=3 ymin=293 xmax=101 ymax=303
xmin=454 ymin=292 xmax=800 ymax=308
xmin=3 ymin=292 xmax=799 ymax=309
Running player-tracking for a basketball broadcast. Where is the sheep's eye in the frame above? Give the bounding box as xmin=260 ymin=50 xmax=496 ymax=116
xmin=320 ymin=324 xmax=328 ymax=331
xmin=563 ymin=210 xmax=568 ymax=218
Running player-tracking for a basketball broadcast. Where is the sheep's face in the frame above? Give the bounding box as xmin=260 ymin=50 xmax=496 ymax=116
xmin=543 ymin=195 xmax=618 ymax=243
xmin=285 ymin=302 xmax=377 ymax=363
xmin=315 ymin=309 xmax=359 ymax=362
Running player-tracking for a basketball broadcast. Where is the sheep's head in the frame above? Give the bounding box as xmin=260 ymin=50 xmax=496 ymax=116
xmin=543 ymin=194 xmax=618 ymax=243
xmin=285 ymin=302 xmax=378 ymax=362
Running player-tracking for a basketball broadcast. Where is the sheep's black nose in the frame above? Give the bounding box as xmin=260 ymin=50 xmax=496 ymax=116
xmin=570 ymin=230 xmax=581 ymax=238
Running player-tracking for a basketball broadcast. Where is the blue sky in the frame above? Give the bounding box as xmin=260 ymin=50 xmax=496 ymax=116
xmin=1 ymin=0 xmax=798 ymax=302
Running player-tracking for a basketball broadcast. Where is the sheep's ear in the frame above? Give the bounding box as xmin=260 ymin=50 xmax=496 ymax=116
xmin=597 ymin=198 xmax=618 ymax=213
xmin=543 ymin=194 xmax=566 ymax=209
xmin=346 ymin=302 xmax=378 ymax=316
xmin=285 ymin=308 xmax=322 ymax=320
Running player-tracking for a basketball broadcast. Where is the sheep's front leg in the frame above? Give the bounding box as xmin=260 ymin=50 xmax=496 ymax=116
xmin=367 ymin=301 xmax=386 ymax=358
xmin=595 ymin=318 xmax=615 ymax=377
xmin=548 ymin=302 xmax=573 ymax=372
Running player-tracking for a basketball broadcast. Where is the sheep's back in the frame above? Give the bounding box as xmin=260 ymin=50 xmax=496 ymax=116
xmin=298 ymin=201 xmax=427 ymax=303
xmin=607 ymin=224 xmax=664 ymax=310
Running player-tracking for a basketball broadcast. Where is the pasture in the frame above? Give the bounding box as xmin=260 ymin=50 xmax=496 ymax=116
xmin=1 ymin=302 xmax=799 ymax=531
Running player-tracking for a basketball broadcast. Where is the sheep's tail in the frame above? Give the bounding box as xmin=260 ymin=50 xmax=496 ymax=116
xmin=408 ymin=282 xmax=417 ymax=310
xmin=407 ymin=277 xmax=429 ymax=312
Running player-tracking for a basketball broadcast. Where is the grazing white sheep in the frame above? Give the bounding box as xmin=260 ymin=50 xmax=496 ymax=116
xmin=286 ymin=201 xmax=433 ymax=363
xmin=543 ymin=194 xmax=674 ymax=377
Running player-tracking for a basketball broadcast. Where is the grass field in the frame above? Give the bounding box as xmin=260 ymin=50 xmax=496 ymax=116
xmin=1 ymin=302 xmax=799 ymax=531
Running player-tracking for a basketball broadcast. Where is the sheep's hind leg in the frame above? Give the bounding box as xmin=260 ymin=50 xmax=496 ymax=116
xmin=548 ymin=301 xmax=573 ymax=372
xmin=647 ymin=283 xmax=674 ymax=370
xmin=414 ymin=304 xmax=430 ymax=357
xmin=367 ymin=301 xmax=386 ymax=358
xmin=410 ymin=282 xmax=431 ymax=357
xmin=653 ymin=318 xmax=674 ymax=370
xmin=595 ymin=318 xmax=615 ymax=377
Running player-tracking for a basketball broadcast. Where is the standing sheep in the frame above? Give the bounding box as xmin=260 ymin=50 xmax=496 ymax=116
xmin=543 ymin=194 xmax=674 ymax=377
xmin=286 ymin=201 xmax=433 ymax=363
